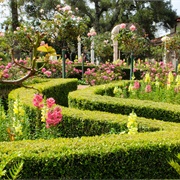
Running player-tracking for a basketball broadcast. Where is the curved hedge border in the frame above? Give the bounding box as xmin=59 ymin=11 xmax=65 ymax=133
xmin=2 ymin=79 xmax=180 ymax=179
xmin=68 ymin=81 xmax=180 ymax=122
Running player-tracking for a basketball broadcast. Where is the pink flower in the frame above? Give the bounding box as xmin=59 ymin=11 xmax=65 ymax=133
xmin=42 ymin=68 xmax=46 ymax=73
xmin=40 ymin=41 xmax=45 ymax=46
xmin=119 ymin=23 xmax=126 ymax=29
xmin=145 ymin=84 xmax=152 ymax=93
xmin=33 ymin=94 xmax=44 ymax=109
xmin=46 ymin=98 xmax=56 ymax=108
xmin=46 ymin=107 xmax=62 ymax=128
xmin=3 ymin=69 xmax=8 ymax=73
xmin=6 ymin=63 xmax=12 ymax=69
xmin=133 ymin=81 xmax=140 ymax=89
xmin=129 ymin=25 xmax=136 ymax=31
xmin=0 ymin=32 xmax=4 ymax=37
xmin=44 ymin=70 xmax=52 ymax=77
xmin=91 ymin=31 xmax=97 ymax=36
xmin=3 ymin=73 xmax=9 ymax=78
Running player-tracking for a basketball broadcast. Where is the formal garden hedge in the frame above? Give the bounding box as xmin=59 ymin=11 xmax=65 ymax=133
xmin=68 ymin=80 xmax=180 ymax=123
xmin=1 ymin=78 xmax=180 ymax=179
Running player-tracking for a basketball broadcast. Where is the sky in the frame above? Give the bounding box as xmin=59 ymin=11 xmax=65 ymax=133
xmin=171 ymin=0 xmax=180 ymax=16
xmin=0 ymin=0 xmax=180 ymax=37
xmin=154 ymin=0 xmax=180 ymax=37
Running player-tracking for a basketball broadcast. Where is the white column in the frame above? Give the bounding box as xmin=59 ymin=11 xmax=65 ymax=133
xmin=77 ymin=36 xmax=81 ymax=60
xmin=91 ymin=37 xmax=95 ymax=64
xmin=113 ymin=40 xmax=118 ymax=62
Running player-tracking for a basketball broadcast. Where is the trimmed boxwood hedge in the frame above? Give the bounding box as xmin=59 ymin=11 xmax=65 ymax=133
xmin=1 ymin=132 xmax=180 ymax=179
xmin=2 ymin=79 xmax=180 ymax=179
xmin=68 ymin=81 xmax=180 ymax=123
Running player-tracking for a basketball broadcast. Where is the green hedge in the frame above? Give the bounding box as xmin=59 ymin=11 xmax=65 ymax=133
xmin=1 ymin=132 xmax=180 ymax=179
xmin=3 ymin=79 xmax=180 ymax=179
xmin=68 ymin=81 xmax=180 ymax=123
xmin=9 ymin=78 xmax=78 ymax=107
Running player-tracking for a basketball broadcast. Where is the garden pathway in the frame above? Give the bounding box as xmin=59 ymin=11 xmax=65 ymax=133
xmin=77 ymin=85 xmax=90 ymax=90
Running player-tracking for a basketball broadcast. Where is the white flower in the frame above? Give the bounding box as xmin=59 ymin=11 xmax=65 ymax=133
xmin=40 ymin=9 xmax=44 ymax=13
xmin=161 ymin=36 xmax=170 ymax=42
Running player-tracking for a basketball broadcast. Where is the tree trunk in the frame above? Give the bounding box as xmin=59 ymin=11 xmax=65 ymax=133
xmin=11 ymin=0 xmax=19 ymax=31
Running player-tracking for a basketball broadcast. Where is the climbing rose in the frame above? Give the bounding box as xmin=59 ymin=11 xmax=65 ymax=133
xmin=119 ymin=23 xmax=126 ymax=29
xmin=129 ymin=25 xmax=136 ymax=31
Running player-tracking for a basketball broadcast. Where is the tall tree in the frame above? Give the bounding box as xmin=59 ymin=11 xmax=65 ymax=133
xmin=65 ymin=0 xmax=131 ymax=33
xmin=65 ymin=0 xmax=177 ymax=38
xmin=11 ymin=0 xmax=19 ymax=31
xmin=129 ymin=0 xmax=177 ymax=38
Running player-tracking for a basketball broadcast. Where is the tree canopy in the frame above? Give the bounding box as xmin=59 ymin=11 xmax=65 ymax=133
xmin=65 ymin=0 xmax=177 ymax=39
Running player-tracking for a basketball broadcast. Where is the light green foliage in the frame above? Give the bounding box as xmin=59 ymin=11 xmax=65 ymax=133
xmin=0 ymin=153 xmax=24 ymax=180
xmin=169 ymin=153 xmax=180 ymax=176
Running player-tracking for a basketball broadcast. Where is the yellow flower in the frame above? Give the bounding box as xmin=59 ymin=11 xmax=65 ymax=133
xmin=167 ymin=82 xmax=171 ymax=90
xmin=41 ymin=106 xmax=48 ymax=122
xmin=167 ymin=71 xmax=174 ymax=84
xmin=175 ymin=75 xmax=180 ymax=86
xmin=128 ymin=84 xmax=133 ymax=92
xmin=127 ymin=111 xmax=138 ymax=134
xmin=144 ymin=72 xmax=151 ymax=83
xmin=113 ymin=87 xmax=122 ymax=95
xmin=14 ymin=124 xmax=23 ymax=136
xmin=12 ymin=120 xmax=23 ymax=136
xmin=13 ymin=99 xmax=25 ymax=116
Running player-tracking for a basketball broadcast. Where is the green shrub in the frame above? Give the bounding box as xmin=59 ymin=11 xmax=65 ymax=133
xmin=3 ymin=78 xmax=180 ymax=179
xmin=68 ymin=81 xmax=180 ymax=123
xmin=0 ymin=132 xmax=179 ymax=179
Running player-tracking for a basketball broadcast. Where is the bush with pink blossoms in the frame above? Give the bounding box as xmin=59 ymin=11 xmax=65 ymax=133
xmin=39 ymin=58 xmax=82 ymax=79
xmin=84 ymin=61 xmax=125 ymax=85
xmin=137 ymin=60 xmax=176 ymax=84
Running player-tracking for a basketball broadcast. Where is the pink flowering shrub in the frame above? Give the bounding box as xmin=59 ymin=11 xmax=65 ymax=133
xmin=137 ymin=60 xmax=175 ymax=84
xmin=40 ymin=59 xmax=81 ymax=78
xmin=0 ymin=58 xmax=30 ymax=80
xmin=84 ymin=61 xmax=125 ymax=85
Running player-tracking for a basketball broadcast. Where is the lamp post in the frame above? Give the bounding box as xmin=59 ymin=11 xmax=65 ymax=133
xmin=130 ymin=51 xmax=134 ymax=80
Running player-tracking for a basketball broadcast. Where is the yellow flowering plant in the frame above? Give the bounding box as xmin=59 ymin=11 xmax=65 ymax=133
xmin=6 ymin=98 xmax=30 ymax=141
xmin=127 ymin=111 xmax=138 ymax=135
